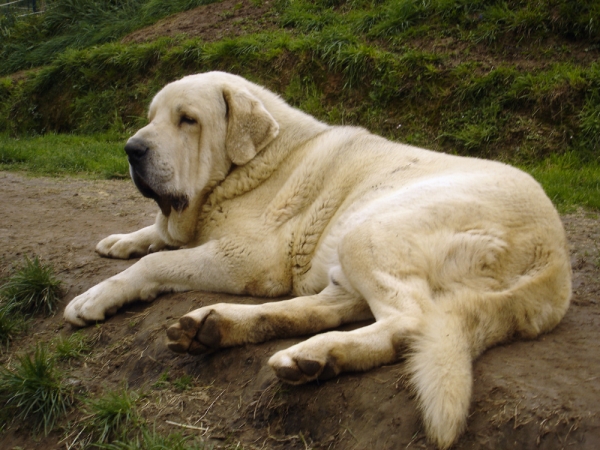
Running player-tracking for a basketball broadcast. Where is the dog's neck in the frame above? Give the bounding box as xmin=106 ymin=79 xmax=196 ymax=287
xmin=199 ymin=91 xmax=329 ymax=217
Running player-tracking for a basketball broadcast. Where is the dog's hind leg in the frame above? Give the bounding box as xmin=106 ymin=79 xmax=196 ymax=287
xmin=267 ymin=220 xmax=476 ymax=448
xmin=166 ymin=282 xmax=372 ymax=355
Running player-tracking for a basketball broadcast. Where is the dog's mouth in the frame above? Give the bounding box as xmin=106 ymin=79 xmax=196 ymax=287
xmin=130 ymin=168 xmax=189 ymax=217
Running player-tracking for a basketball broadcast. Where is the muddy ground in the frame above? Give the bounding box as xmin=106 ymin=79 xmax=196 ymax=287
xmin=0 ymin=169 xmax=599 ymax=450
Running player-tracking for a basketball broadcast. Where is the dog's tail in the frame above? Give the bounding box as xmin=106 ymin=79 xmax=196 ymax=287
xmin=405 ymin=267 xmax=570 ymax=449
xmin=405 ymin=302 xmax=475 ymax=449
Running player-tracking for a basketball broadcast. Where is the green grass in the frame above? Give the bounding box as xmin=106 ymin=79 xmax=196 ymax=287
xmin=0 ymin=0 xmax=220 ymax=76
xmin=0 ymin=0 xmax=599 ymax=211
xmin=0 ymin=344 xmax=74 ymax=435
xmin=83 ymin=388 xmax=140 ymax=444
xmin=0 ymin=307 xmax=28 ymax=348
xmin=0 ymin=256 xmax=62 ymax=316
xmin=525 ymin=153 xmax=600 ymax=213
xmin=54 ymin=331 xmax=93 ymax=361
xmin=152 ymin=371 xmax=195 ymax=391
xmin=96 ymin=426 xmax=208 ymax=450
xmin=0 ymin=133 xmax=129 ymax=178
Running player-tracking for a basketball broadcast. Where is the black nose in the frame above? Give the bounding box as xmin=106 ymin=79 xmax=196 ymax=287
xmin=125 ymin=138 xmax=149 ymax=162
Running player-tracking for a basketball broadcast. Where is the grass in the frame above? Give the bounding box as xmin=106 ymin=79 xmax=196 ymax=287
xmin=152 ymin=371 xmax=195 ymax=391
xmin=0 ymin=344 xmax=74 ymax=435
xmin=0 ymin=133 xmax=129 ymax=178
xmin=54 ymin=331 xmax=93 ymax=361
xmin=83 ymin=388 xmax=141 ymax=444
xmin=0 ymin=1 xmax=599 ymax=169
xmin=0 ymin=256 xmax=62 ymax=316
xmin=0 ymin=307 xmax=28 ymax=348
xmin=96 ymin=426 xmax=207 ymax=450
xmin=525 ymin=153 xmax=600 ymax=213
xmin=0 ymin=0 xmax=220 ymax=76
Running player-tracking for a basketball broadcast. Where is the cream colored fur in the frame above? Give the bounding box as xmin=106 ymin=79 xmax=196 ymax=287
xmin=64 ymin=71 xmax=571 ymax=449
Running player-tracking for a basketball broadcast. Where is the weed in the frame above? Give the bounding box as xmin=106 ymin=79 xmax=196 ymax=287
xmin=0 ymin=344 xmax=74 ymax=435
xmin=0 ymin=307 xmax=28 ymax=348
xmin=54 ymin=332 xmax=93 ymax=361
xmin=151 ymin=371 xmax=195 ymax=391
xmin=0 ymin=256 xmax=62 ymax=317
xmin=83 ymin=388 xmax=140 ymax=444
xmin=152 ymin=371 xmax=171 ymax=389
xmin=173 ymin=374 xmax=194 ymax=391
xmin=96 ymin=425 xmax=206 ymax=449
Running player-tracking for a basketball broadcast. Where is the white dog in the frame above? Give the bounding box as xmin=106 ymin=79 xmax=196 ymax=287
xmin=64 ymin=71 xmax=571 ymax=448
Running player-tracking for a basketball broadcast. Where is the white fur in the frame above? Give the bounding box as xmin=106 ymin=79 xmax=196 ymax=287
xmin=64 ymin=72 xmax=571 ymax=448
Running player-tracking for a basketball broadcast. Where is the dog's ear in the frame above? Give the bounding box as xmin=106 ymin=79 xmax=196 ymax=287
xmin=222 ymin=86 xmax=279 ymax=165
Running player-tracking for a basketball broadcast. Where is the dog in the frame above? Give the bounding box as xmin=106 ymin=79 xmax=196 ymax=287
xmin=64 ymin=71 xmax=571 ymax=448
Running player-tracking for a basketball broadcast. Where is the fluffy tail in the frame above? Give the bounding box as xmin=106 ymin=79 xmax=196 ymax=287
xmin=405 ymin=305 xmax=476 ymax=449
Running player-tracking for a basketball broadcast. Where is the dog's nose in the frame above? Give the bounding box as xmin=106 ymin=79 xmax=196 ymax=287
xmin=124 ymin=138 xmax=149 ymax=161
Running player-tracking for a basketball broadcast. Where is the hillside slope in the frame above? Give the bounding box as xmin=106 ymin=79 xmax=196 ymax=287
xmin=1 ymin=0 xmax=600 ymax=163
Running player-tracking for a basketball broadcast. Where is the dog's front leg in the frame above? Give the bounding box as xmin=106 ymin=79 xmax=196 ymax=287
xmin=64 ymin=240 xmax=267 ymax=327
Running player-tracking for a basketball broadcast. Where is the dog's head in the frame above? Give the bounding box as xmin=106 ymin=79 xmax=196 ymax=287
xmin=125 ymin=72 xmax=279 ymax=216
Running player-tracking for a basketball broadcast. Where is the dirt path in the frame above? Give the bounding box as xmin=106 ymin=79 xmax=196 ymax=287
xmin=0 ymin=170 xmax=599 ymax=449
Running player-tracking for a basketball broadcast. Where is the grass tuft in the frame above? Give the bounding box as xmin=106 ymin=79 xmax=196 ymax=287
xmin=0 ymin=307 xmax=28 ymax=348
xmin=0 ymin=256 xmax=62 ymax=317
xmin=54 ymin=332 xmax=93 ymax=361
xmin=0 ymin=344 xmax=74 ymax=435
xmin=84 ymin=388 xmax=140 ymax=444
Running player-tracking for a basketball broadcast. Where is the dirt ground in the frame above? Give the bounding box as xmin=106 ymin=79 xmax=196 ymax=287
xmin=0 ymin=168 xmax=599 ymax=450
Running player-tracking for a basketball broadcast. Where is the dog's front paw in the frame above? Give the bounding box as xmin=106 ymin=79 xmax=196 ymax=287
xmin=64 ymin=284 xmax=121 ymax=327
xmin=96 ymin=234 xmax=151 ymax=259
xmin=268 ymin=347 xmax=340 ymax=385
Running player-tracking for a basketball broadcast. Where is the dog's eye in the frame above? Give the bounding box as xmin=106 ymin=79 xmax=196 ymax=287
xmin=180 ymin=115 xmax=196 ymax=126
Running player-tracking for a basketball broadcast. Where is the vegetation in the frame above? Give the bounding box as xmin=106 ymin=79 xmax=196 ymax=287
xmin=0 ymin=307 xmax=28 ymax=347
xmin=83 ymin=388 xmax=141 ymax=444
xmin=0 ymin=132 xmax=128 ymax=177
xmin=0 ymin=256 xmax=62 ymax=347
xmin=96 ymin=426 xmax=206 ymax=450
xmin=0 ymin=1 xmax=596 ymax=152
xmin=0 ymin=0 xmax=219 ymax=75
xmin=54 ymin=331 xmax=94 ymax=361
xmin=0 ymin=344 xmax=74 ymax=435
xmin=0 ymin=256 xmax=62 ymax=316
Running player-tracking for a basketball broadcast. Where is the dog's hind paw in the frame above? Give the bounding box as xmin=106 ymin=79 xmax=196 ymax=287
xmin=268 ymin=351 xmax=339 ymax=385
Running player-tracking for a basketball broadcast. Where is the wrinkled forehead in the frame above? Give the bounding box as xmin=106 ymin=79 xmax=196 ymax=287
xmin=147 ymin=74 xmax=224 ymax=119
